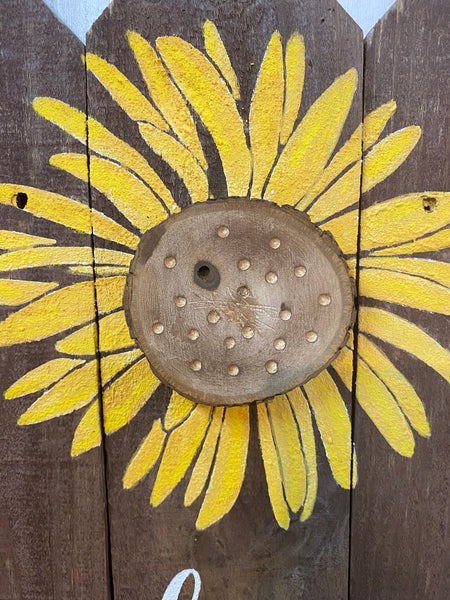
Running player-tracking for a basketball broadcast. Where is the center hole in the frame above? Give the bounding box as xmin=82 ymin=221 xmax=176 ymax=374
xmin=194 ymin=261 xmax=220 ymax=290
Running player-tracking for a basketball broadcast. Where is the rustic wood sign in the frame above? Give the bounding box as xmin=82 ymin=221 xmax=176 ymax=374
xmin=0 ymin=0 xmax=448 ymax=598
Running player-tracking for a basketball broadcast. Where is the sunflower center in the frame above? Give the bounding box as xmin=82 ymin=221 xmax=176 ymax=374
xmin=124 ymin=198 xmax=355 ymax=406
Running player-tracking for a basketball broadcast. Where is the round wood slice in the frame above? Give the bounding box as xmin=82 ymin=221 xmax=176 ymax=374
xmin=124 ymin=198 xmax=355 ymax=406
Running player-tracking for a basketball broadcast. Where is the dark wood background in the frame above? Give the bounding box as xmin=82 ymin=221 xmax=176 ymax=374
xmin=0 ymin=0 xmax=448 ymax=598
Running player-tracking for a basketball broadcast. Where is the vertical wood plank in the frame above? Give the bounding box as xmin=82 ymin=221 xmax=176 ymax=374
xmin=0 ymin=1 xmax=110 ymax=598
xmin=86 ymin=0 xmax=363 ymax=597
xmin=351 ymin=0 xmax=450 ymax=597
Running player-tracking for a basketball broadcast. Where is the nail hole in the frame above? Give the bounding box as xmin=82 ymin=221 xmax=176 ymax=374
xmin=194 ymin=261 xmax=220 ymax=290
xmin=422 ymin=197 xmax=437 ymax=212
xmin=16 ymin=192 xmax=28 ymax=209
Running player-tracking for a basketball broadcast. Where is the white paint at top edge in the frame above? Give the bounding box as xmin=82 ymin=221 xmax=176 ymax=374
xmin=43 ymin=0 xmax=397 ymax=42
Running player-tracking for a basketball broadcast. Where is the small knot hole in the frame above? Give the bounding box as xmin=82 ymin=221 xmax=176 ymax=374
xmin=16 ymin=192 xmax=28 ymax=209
xmin=422 ymin=197 xmax=437 ymax=213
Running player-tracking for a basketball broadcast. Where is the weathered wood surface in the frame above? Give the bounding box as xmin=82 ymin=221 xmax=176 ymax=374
xmin=86 ymin=0 xmax=362 ymax=597
xmin=0 ymin=1 xmax=110 ymax=598
xmin=351 ymin=0 xmax=450 ymax=598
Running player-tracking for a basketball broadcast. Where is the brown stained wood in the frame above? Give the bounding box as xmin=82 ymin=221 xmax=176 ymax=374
xmin=351 ymin=0 xmax=450 ymax=598
xmin=0 ymin=1 xmax=110 ymax=598
xmin=125 ymin=198 xmax=355 ymax=405
xmin=86 ymin=1 xmax=363 ymax=598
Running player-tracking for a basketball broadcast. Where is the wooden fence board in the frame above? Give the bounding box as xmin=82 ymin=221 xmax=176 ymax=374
xmin=86 ymin=0 xmax=363 ymax=597
xmin=0 ymin=1 xmax=110 ymax=598
xmin=351 ymin=0 xmax=450 ymax=598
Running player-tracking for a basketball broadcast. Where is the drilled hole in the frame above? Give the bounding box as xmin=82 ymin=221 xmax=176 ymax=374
xmin=16 ymin=192 xmax=28 ymax=209
xmin=194 ymin=261 xmax=220 ymax=290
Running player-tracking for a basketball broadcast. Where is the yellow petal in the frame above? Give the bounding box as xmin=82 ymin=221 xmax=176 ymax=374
xmin=267 ymin=394 xmax=306 ymax=512
xmin=0 ymin=281 xmax=95 ymax=346
xmin=307 ymin=161 xmax=361 ymax=223
xmin=50 ymin=153 xmax=167 ymax=232
xmin=185 ymin=406 xmax=224 ymax=506
xmin=164 ymin=391 xmax=196 ymax=430
xmin=257 ymin=402 xmax=290 ymax=529
xmin=0 ymin=246 xmax=93 ymax=272
xmin=123 ymin=419 xmax=166 ymax=488
xmin=128 ymin=31 xmax=206 ymax=168
xmin=358 ymin=334 xmax=430 ymax=437
xmin=297 ymin=125 xmax=362 ymax=212
xmin=85 ymin=53 xmax=168 ymax=129
xmin=0 ymin=279 xmax=58 ymax=306
xmin=280 ymin=32 xmax=305 ymax=146
xmin=71 ymin=400 xmax=102 ymax=457
xmin=359 ymin=268 xmax=450 ymax=314
xmin=0 ymin=230 xmax=56 ymax=250
xmin=70 ymin=265 xmax=129 ymax=277
xmin=371 ymin=228 xmax=450 ymax=256
xmin=304 ymin=370 xmax=352 ymax=488
xmin=359 ymin=307 xmax=450 ymax=384
xmin=156 ymin=36 xmax=251 ymax=196
xmin=321 ymin=209 xmax=359 ymax=255
xmin=33 ymin=98 xmax=175 ymax=211
xmin=202 ymin=20 xmax=240 ymax=100
xmin=139 ymin=123 xmax=209 ymax=203
xmin=363 ymin=100 xmax=396 ymax=150
xmin=362 ymin=126 xmax=421 ymax=193
xmin=103 ymin=357 xmax=160 ymax=434
xmin=249 ymin=32 xmax=284 ymax=197
xmin=359 ymin=257 xmax=450 ymax=288
xmin=91 ymin=211 xmax=139 ymax=249
xmin=331 ymin=345 xmax=353 ymax=390
xmin=265 ymin=69 xmax=357 ymax=206
xmin=196 ymin=405 xmax=249 ymax=530
xmin=151 ymin=404 xmax=212 ymax=506
xmin=287 ymin=387 xmax=318 ymax=521
xmin=5 ymin=358 xmax=84 ymax=399
xmin=356 ymin=355 xmax=415 ymax=456
xmin=56 ymin=310 xmax=134 ymax=356
xmin=95 ymin=276 xmax=126 ymax=314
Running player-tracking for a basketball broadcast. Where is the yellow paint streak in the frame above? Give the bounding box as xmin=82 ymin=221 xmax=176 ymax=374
xmin=71 ymin=400 xmax=102 ymax=457
xmin=298 ymin=125 xmax=362 ymax=212
xmin=249 ymin=32 xmax=284 ymax=197
xmin=5 ymin=358 xmax=84 ymax=399
xmin=267 ymin=395 xmax=306 ymax=513
xmin=360 ymin=268 xmax=450 ymax=314
xmin=122 ymin=419 xmax=166 ymax=488
xmin=95 ymin=276 xmax=126 ymax=314
xmin=257 ymin=402 xmax=290 ymax=529
xmin=0 ymin=279 xmax=57 ymax=306
xmin=280 ymin=32 xmax=305 ymax=146
xmin=360 ymin=192 xmax=450 ymax=252
xmin=358 ymin=334 xmax=430 ymax=437
xmin=360 ymin=307 xmax=450 ymax=384
xmin=56 ymin=310 xmax=134 ymax=356
xmin=128 ymin=31 xmax=206 ymax=168
xmin=70 ymin=266 xmax=129 ymax=277
xmin=0 ymin=246 xmax=92 ymax=272
xmin=164 ymin=391 xmax=195 ymax=430
xmin=362 ymin=126 xmax=421 ymax=193
xmin=33 ymin=98 xmax=175 ymax=210
xmin=151 ymin=404 xmax=211 ymax=506
xmin=287 ymin=387 xmax=318 ymax=521
xmin=359 ymin=257 xmax=450 ymax=288
xmin=304 ymin=370 xmax=352 ymax=489
xmin=139 ymin=123 xmax=208 ymax=203
xmin=85 ymin=53 xmax=168 ymax=129
xmin=185 ymin=406 xmax=224 ymax=506
xmin=371 ymin=228 xmax=450 ymax=256
xmin=196 ymin=405 xmax=249 ymax=530
xmin=363 ymin=100 xmax=396 ymax=150
xmin=103 ymin=357 xmax=160 ymax=434
xmin=265 ymin=69 xmax=357 ymax=206
xmin=321 ymin=209 xmax=359 ymax=255
xmin=51 ymin=153 xmax=167 ymax=232
xmin=308 ymin=161 xmax=361 ymax=223
xmin=0 ymin=230 xmax=56 ymax=250
xmin=203 ymin=20 xmax=240 ymax=100
xmin=156 ymin=36 xmax=251 ymax=196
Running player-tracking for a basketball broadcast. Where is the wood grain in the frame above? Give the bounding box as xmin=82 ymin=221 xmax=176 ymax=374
xmin=0 ymin=1 xmax=110 ymax=598
xmin=351 ymin=0 xmax=450 ymax=598
xmin=86 ymin=1 xmax=363 ymax=597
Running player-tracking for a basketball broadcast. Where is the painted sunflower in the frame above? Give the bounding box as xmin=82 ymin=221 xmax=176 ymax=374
xmin=1 ymin=22 xmax=449 ymax=531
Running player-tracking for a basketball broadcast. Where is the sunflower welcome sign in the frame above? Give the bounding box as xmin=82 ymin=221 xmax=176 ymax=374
xmin=0 ymin=0 xmax=448 ymax=598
